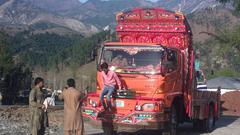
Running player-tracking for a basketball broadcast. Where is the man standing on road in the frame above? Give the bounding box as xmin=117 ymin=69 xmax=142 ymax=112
xmin=29 ymin=77 xmax=47 ymax=135
xmin=58 ymin=79 xmax=84 ymax=135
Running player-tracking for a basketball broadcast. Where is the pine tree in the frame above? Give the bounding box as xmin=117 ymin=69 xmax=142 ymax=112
xmin=0 ymin=32 xmax=13 ymax=75
xmin=218 ymin=0 xmax=240 ymax=12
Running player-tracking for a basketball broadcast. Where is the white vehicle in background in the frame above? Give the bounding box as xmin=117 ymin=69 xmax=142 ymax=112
xmin=196 ymin=71 xmax=222 ymax=94
xmin=196 ymin=70 xmax=208 ymax=91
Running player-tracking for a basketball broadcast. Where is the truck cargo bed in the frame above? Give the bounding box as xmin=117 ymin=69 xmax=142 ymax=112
xmin=192 ymin=89 xmax=221 ymax=120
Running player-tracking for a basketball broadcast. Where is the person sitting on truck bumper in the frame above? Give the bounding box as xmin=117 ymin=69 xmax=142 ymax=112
xmin=100 ymin=62 xmax=122 ymax=110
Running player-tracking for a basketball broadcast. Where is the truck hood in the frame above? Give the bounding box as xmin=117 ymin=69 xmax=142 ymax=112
xmin=97 ymin=72 xmax=166 ymax=98
xmin=120 ymin=74 xmax=165 ymax=97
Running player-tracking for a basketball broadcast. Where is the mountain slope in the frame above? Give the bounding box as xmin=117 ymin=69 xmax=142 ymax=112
xmin=73 ymin=0 xmax=223 ymax=27
xmin=27 ymin=0 xmax=82 ymax=15
xmin=68 ymin=0 xmax=152 ymax=27
xmin=0 ymin=0 xmax=98 ymax=35
xmin=186 ymin=8 xmax=240 ymax=76
xmin=188 ymin=8 xmax=240 ymax=42
xmin=155 ymin=0 xmax=222 ymax=13
xmin=0 ymin=0 xmax=231 ymax=35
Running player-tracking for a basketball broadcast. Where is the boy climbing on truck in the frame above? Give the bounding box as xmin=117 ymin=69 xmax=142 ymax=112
xmin=100 ymin=62 xmax=122 ymax=111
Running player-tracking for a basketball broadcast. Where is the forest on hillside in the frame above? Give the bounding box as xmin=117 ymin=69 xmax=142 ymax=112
xmin=0 ymin=0 xmax=240 ymax=81
xmin=191 ymin=0 xmax=240 ymax=78
xmin=1 ymin=25 xmax=240 ymax=80
xmin=193 ymin=26 xmax=240 ymax=78
xmin=0 ymin=30 xmax=109 ymax=93
xmin=0 ymin=31 xmax=109 ymax=75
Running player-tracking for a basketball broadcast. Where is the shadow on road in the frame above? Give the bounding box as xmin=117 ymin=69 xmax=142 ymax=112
xmin=177 ymin=115 xmax=239 ymax=135
xmin=88 ymin=115 xmax=239 ymax=135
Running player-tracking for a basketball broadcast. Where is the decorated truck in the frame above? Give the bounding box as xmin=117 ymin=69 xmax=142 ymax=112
xmin=82 ymin=8 xmax=220 ymax=135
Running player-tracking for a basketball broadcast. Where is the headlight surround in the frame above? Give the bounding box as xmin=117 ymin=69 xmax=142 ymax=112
xmin=89 ymin=99 xmax=98 ymax=107
xmin=135 ymin=100 xmax=164 ymax=112
xmin=135 ymin=104 xmax=142 ymax=111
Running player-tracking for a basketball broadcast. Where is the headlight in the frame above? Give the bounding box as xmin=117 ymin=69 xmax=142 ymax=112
xmin=135 ymin=101 xmax=164 ymax=112
xmin=142 ymin=103 xmax=155 ymax=111
xmin=89 ymin=99 xmax=98 ymax=108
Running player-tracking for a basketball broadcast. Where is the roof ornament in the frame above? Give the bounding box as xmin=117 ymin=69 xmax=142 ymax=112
xmin=178 ymin=4 xmax=182 ymax=12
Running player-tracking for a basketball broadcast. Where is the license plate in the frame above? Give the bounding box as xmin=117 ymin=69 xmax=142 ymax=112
xmin=115 ymin=100 xmax=124 ymax=107
xmin=84 ymin=109 xmax=93 ymax=114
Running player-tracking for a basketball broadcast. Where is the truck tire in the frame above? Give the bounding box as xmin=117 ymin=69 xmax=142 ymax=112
xmin=102 ymin=127 xmax=116 ymax=135
xmin=193 ymin=120 xmax=201 ymax=130
xmin=204 ymin=105 xmax=215 ymax=132
xmin=167 ymin=106 xmax=177 ymax=135
xmin=195 ymin=106 xmax=215 ymax=132
xmin=193 ymin=106 xmax=215 ymax=132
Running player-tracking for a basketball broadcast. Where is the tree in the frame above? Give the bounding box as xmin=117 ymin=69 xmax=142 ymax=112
xmin=215 ymin=0 xmax=240 ymax=74
xmin=218 ymin=0 xmax=240 ymax=12
xmin=0 ymin=32 xmax=13 ymax=75
xmin=217 ymin=26 xmax=240 ymax=71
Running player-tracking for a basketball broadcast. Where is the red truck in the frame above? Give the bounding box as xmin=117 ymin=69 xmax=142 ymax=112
xmin=82 ymin=8 xmax=220 ymax=135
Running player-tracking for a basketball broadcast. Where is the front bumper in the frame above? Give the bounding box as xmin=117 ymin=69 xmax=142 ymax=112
xmin=82 ymin=107 xmax=169 ymax=130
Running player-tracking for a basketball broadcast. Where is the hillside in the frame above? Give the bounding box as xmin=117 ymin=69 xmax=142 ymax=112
xmin=0 ymin=0 xmax=226 ymax=34
xmin=72 ymin=0 xmax=224 ymax=28
xmin=188 ymin=8 xmax=240 ymax=42
xmin=187 ymin=8 xmax=240 ymax=78
xmin=0 ymin=0 xmax=98 ymax=35
xmin=27 ymin=0 xmax=82 ymax=14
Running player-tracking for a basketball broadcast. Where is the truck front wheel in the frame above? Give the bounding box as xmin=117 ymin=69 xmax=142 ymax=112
xmin=102 ymin=127 xmax=116 ymax=135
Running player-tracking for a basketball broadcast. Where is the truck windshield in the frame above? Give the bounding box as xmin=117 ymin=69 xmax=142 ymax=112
xmin=101 ymin=46 xmax=165 ymax=74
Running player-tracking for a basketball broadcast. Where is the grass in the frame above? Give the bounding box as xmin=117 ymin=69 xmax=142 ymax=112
xmin=207 ymin=68 xmax=240 ymax=80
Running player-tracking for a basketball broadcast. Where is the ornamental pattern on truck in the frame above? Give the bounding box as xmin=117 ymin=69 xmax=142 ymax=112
xmin=116 ymin=8 xmax=192 ymax=93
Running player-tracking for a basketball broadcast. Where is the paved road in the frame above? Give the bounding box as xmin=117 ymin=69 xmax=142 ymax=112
xmin=85 ymin=115 xmax=240 ymax=135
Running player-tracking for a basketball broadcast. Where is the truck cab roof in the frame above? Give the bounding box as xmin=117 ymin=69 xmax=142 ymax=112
xmin=104 ymin=42 xmax=161 ymax=46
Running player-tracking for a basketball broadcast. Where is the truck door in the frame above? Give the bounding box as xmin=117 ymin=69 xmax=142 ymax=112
xmin=163 ymin=49 xmax=182 ymax=94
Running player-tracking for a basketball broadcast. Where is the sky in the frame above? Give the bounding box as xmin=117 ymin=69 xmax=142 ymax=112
xmin=79 ymin=0 xmax=88 ymax=3
xmin=79 ymin=0 xmax=159 ymax=3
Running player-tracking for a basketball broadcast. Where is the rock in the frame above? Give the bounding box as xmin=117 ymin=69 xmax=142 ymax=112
xmin=222 ymin=91 xmax=240 ymax=116
xmin=0 ymin=106 xmax=63 ymax=134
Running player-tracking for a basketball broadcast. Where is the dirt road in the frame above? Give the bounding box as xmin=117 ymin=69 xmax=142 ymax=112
xmin=0 ymin=106 xmax=239 ymax=135
xmin=178 ymin=116 xmax=240 ymax=135
xmin=85 ymin=116 xmax=240 ymax=135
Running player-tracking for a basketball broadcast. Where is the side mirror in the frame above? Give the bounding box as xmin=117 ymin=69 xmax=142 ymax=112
xmin=162 ymin=61 xmax=175 ymax=74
